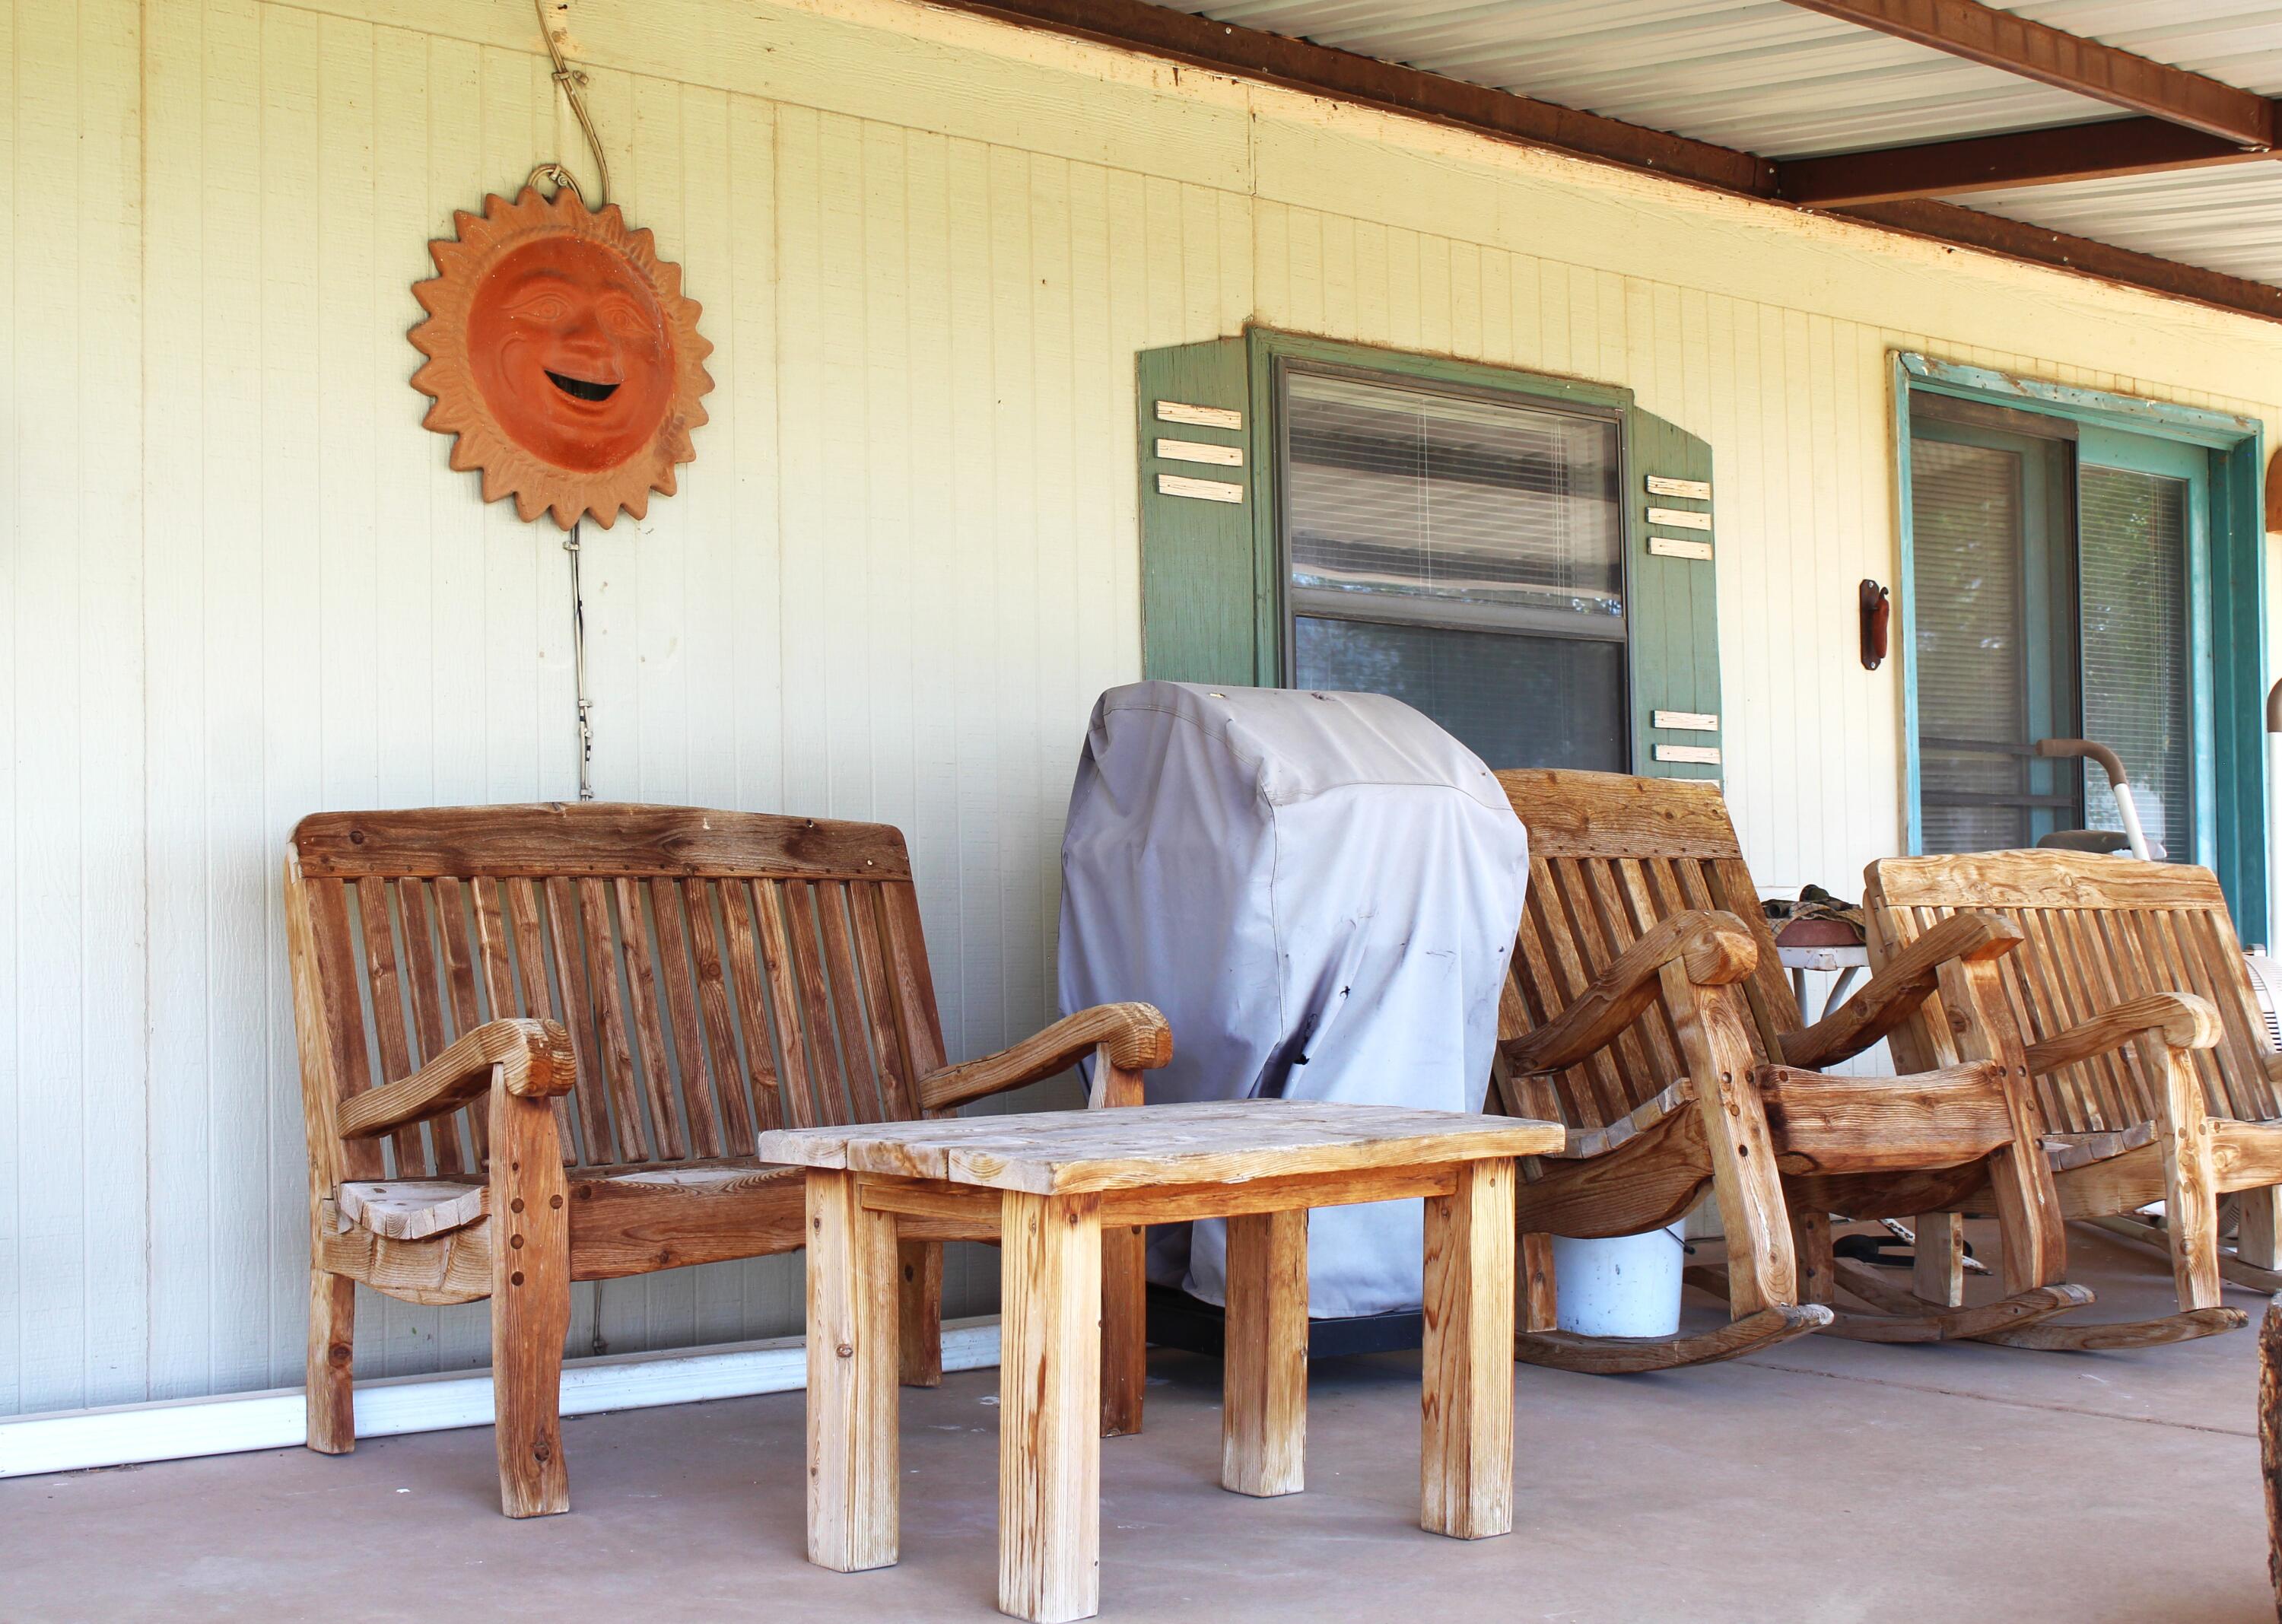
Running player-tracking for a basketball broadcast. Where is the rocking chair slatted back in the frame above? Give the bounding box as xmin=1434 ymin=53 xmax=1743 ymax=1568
xmin=1867 ymin=853 xmax=2278 ymax=1136
xmin=1496 ymin=770 xmax=1796 ymax=1130
xmin=290 ymin=804 xmax=949 ymax=1185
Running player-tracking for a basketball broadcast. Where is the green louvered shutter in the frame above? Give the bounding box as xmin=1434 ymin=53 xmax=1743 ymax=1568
xmin=1626 ymin=407 xmax=1722 ymax=780
xmin=1136 ymin=338 xmax=1267 ymax=685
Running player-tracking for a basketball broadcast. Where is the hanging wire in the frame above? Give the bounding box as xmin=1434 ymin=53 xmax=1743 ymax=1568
xmin=565 ymin=524 xmax=596 ymax=802
xmin=531 ymin=0 xmax=610 ymax=208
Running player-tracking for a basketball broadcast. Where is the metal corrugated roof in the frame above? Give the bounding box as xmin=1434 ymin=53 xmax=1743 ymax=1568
xmin=1967 ymin=162 xmax=2282 ymax=284
xmin=1143 ymin=0 xmax=2282 ymax=286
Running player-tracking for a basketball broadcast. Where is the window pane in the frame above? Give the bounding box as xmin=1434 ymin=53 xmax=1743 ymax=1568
xmin=1285 ymin=371 xmax=1623 ymax=638
xmin=1293 ymin=617 xmax=1626 ymax=771
xmin=2080 ymin=466 xmax=2191 ymax=858
xmin=1911 ymin=437 xmax=2032 ymax=852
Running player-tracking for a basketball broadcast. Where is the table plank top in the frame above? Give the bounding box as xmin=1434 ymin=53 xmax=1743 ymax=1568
xmin=756 ymin=1098 xmax=1562 ymax=1195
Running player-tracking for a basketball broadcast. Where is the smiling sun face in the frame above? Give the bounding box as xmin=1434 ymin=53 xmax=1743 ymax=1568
xmin=411 ymin=186 xmax=712 ymax=529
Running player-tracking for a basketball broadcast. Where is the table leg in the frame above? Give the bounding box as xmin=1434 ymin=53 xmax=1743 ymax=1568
xmin=1421 ymin=1158 xmax=1515 ymax=1540
xmin=1222 ymin=1207 xmax=1307 ymax=1497
xmin=1000 ymin=1190 xmax=1104 ymax=1624
xmin=1101 ymin=1219 xmax=1146 ymax=1438
xmin=898 ymin=1238 xmax=944 ymax=1387
xmin=806 ymin=1170 xmax=901 ymax=1573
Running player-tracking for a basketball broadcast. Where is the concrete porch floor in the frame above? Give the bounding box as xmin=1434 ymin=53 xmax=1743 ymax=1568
xmin=8 ymin=1226 xmax=2274 ymax=1623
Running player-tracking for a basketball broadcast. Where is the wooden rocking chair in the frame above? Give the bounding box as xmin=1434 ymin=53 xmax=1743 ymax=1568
xmin=1865 ymin=850 xmax=2262 ymax=1349
xmin=1489 ymin=771 xmax=2090 ymax=1373
xmin=285 ymin=804 xmax=1170 ymax=1517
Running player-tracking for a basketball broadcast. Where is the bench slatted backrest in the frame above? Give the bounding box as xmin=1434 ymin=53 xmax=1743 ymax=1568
xmin=1868 ymin=853 xmax=2280 ymax=1137
xmin=1495 ymin=770 xmax=1797 ymax=1131
xmin=288 ymin=805 xmax=949 ymax=1183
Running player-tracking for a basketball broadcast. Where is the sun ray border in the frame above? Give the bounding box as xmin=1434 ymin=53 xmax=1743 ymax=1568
xmin=409 ymin=185 xmax=714 ymax=531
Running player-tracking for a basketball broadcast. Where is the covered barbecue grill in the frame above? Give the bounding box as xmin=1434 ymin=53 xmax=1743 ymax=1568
xmin=1057 ymin=680 xmax=1530 ymax=1319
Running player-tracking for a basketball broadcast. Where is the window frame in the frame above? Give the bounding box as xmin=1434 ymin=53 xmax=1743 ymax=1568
xmin=1892 ymin=351 xmax=2268 ymax=937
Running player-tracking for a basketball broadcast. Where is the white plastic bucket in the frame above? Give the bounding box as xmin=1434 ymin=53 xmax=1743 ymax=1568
xmin=1549 ymin=1227 xmax=1685 ymax=1338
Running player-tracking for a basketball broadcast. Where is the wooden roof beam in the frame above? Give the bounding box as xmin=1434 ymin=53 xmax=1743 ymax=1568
xmin=1778 ymin=115 xmax=2277 ymax=208
xmin=1783 ymin=0 xmax=2275 ymax=148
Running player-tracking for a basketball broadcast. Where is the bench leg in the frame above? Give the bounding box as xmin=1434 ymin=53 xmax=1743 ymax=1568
xmin=808 ymin=1170 xmax=901 ymax=1572
xmin=1520 ymin=1232 xmax=1557 ymax=1332
xmin=2240 ymin=1186 xmax=2282 ymax=1272
xmin=490 ymin=1090 xmax=572 ymax=1518
xmin=898 ymin=1238 xmax=943 ymax=1388
xmin=306 ymin=1267 xmax=357 ymax=1454
xmin=1792 ymin=1209 xmax=1833 ymax=1307
xmin=2146 ymin=1033 xmax=2225 ymax=1311
xmin=1222 ymin=1208 xmax=1306 ymax=1497
xmin=1094 ymin=1048 xmax=1148 ymax=1439
xmin=1912 ymin=1212 xmax=1966 ymax=1308
xmin=1101 ymin=1220 xmax=1146 ymax=1438
xmin=1422 ymin=1158 xmax=1514 ymax=1541
xmin=1000 ymin=1190 xmax=1102 ymax=1624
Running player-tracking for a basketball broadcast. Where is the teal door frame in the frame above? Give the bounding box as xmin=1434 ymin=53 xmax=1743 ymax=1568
xmin=1893 ymin=351 xmax=2269 ymax=939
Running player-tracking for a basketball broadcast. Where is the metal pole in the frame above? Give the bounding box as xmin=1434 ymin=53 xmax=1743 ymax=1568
xmin=565 ymin=524 xmax=595 ymax=802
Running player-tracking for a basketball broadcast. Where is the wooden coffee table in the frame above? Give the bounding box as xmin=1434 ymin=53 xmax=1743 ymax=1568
xmin=758 ymin=1099 xmax=1562 ymax=1622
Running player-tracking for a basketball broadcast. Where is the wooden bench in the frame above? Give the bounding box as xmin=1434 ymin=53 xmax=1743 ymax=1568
xmin=285 ymin=803 xmax=1170 ymax=1517
xmin=761 ymin=1099 xmax=1562 ymax=1623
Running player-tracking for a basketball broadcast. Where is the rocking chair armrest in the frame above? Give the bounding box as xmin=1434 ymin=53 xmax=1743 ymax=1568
xmin=1499 ymin=910 xmax=1758 ymax=1076
xmin=337 ymin=1018 xmax=577 ymax=1140
xmin=2023 ymin=993 xmax=2223 ymax=1076
xmin=1778 ymin=911 xmax=2023 ymax=1071
xmin=915 ymin=1002 xmax=1173 ymax=1113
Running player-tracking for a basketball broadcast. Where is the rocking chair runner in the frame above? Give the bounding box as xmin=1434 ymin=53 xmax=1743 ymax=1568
xmin=285 ymin=803 xmax=1170 ymax=1518
xmin=1865 ymin=850 xmax=2262 ymax=1349
xmin=1488 ymin=771 xmax=2089 ymax=1373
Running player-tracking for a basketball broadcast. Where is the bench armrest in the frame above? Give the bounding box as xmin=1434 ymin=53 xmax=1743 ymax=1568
xmin=2022 ymin=993 xmax=2221 ymax=1076
xmin=1779 ymin=912 xmax=2023 ymax=1071
xmin=1500 ymin=910 xmax=1757 ymax=1077
xmin=916 ymin=1002 xmax=1173 ymax=1113
xmin=336 ymin=1018 xmax=576 ymax=1140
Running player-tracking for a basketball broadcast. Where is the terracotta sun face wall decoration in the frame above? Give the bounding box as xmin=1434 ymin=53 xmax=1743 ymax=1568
xmin=411 ymin=185 xmax=713 ymax=529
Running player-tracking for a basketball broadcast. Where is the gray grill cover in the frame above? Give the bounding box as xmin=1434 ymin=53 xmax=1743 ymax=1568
xmin=1057 ymin=682 xmax=1529 ymax=1317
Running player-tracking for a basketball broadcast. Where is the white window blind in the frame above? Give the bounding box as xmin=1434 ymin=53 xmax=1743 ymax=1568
xmin=2080 ymin=466 xmax=2191 ymax=856
xmin=1282 ymin=369 xmax=1626 ymax=769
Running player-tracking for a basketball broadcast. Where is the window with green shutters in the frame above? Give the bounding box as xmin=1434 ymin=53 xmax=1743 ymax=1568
xmin=1137 ymin=329 xmax=1721 ymax=780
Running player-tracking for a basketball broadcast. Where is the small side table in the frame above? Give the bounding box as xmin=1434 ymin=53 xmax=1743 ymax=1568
xmin=758 ymin=1099 xmax=1561 ymax=1623
xmin=1779 ymin=942 xmax=1870 ymax=1022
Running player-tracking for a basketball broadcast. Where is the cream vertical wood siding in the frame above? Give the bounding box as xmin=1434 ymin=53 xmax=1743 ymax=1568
xmin=7 ymin=0 xmax=2281 ymax=1414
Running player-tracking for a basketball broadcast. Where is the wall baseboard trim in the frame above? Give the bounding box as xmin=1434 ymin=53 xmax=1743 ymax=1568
xmin=0 ymin=1317 xmax=1002 ymax=1479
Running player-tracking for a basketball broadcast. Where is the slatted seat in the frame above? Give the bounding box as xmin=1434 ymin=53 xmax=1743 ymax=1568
xmin=1868 ymin=851 xmax=2269 ymax=1347
xmin=1488 ymin=770 xmax=2090 ymax=1369
xmin=286 ymin=803 xmax=1171 ymax=1517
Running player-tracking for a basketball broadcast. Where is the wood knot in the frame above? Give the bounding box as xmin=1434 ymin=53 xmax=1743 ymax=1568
xmin=327 ymin=1343 xmax=352 ymax=1368
xmin=532 ymin=1439 xmax=553 ymax=1463
xmin=836 ymin=1343 xmax=854 ymax=1359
